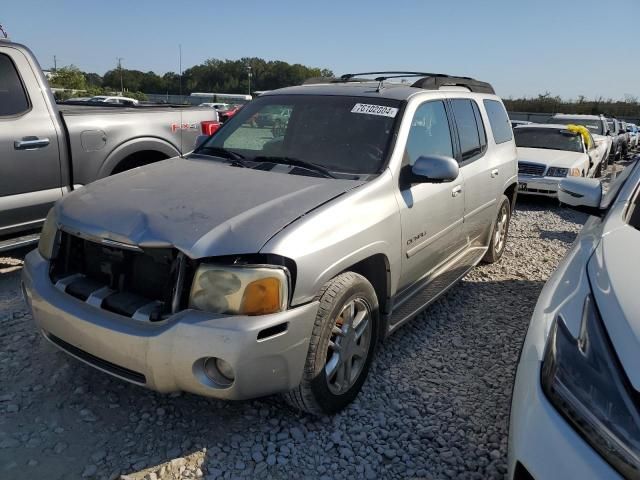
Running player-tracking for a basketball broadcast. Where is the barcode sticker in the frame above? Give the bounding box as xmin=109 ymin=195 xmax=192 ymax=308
xmin=351 ymin=103 xmax=399 ymax=118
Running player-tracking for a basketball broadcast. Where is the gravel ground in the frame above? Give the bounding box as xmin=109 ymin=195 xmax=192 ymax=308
xmin=0 ymin=169 xmax=619 ymax=479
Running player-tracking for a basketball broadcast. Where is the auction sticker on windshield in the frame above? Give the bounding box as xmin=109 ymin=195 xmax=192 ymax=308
xmin=351 ymin=103 xmax=399 ymax=118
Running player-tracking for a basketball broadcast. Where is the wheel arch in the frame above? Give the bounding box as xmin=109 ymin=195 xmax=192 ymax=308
xmin=98 ymin=137 xmax=180 ymax=178
xmin=340 ymin=253 xmax=391 ymax=318
xmin=504 ymin=181 xmax=518 ymax=213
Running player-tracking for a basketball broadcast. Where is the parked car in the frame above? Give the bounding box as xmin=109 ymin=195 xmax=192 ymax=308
xmin=23 ymin=72 xmax=518 ymax=414
xmin=548 ymin=113 xmax=613 ymax=165
xmin=219 ymin=104 xmax=243 ymax=122
xmin=510 ymin=120 xmax=532 ymax=128
xmin=508 ymin=159 xmax=640 ymax=479
xmin=607 ymin=117 xmax=629 ymax=160
xmin=0 ymin=39 xmax=219 ymax=252
xmin=89 ymin=95 xmax=139 ymax=106
xmin=627 ymin=123 xmax=639 ymax=149
xmin=514 ymin=124 xmax=606 ymax=197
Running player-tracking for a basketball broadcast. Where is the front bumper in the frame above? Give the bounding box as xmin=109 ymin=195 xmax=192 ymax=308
xmin=508 ymin=344 xmax=620 ymax=479
xmin=22 ymin=250 xmax=319 ymax=400
xmin=517 ymin=175 xmax=561 ymax=197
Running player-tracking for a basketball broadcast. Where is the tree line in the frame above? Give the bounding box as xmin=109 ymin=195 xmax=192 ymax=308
xmin=504 ymin=93 xmax=640 ymax=118
xmin=49 ymin=57 xmax=333 ymax=101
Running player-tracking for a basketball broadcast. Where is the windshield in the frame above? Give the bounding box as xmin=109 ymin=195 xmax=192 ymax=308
xmin=514 ymin=128 xmax=584 ymax=152
xmin=200 ymin=95 xmax=400 ymax=175
xmin=548 ymin=117 xmax=604 ymax=135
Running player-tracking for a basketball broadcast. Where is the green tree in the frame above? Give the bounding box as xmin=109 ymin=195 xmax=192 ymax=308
xmin=49 ymin=65 xmax=87 ymax=90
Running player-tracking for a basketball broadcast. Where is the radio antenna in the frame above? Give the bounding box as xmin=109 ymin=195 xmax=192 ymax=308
xmin=0 ymin=24 xmax=8 ymax=39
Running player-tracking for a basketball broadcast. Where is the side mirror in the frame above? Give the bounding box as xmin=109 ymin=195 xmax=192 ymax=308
xmin=194 ymin=135 xmax=209 ymax=149
xmin=606 ymin=130 xmax=611 ymax=136
xmin=619 ymin=130 xmax=626 ymax=135
xmin=558 ymin=177 xmax=603 ymax=216
xmin=410 ymin=155 xmax=459 ymax=183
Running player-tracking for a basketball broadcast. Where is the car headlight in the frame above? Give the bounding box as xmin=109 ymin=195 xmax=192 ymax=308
xmin=38 ymin=208 xmax=59 ymax=260
xmin=541 ymin=296 xmax=640 ymax=478
xmin=189 ymin=264 xmax=289 ymax=316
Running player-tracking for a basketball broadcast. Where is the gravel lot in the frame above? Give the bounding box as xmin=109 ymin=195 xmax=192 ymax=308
xmin=0 ymin=174 xmax=615 ymax=479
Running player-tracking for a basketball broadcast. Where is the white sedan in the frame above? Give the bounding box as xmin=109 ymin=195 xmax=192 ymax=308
xmin=508 ymin=160 xmax=640 ymax=479
xmin=515 ymin=124 xmax=606 ymax=197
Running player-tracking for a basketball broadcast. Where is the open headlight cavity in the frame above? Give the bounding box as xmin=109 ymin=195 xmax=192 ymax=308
xmin=38 ymin=208 xmax=59 ymax=260
xmin=189 ymin=264 xmax=289 ymax=316
xmin=541 ymin=296 xmax=640 ymax=478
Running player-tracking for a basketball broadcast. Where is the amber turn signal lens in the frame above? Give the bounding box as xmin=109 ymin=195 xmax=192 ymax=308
xmin=240 ymin=277 xmax=282 ymax=315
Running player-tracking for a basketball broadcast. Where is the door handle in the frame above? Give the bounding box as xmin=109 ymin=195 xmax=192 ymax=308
xmin=14 ymin=137 xmax=50 ymax=150
xmin=451 ymin=185 xmax=463 ymax=197
xmin=491 ymin=169 xmax=499 ymax=178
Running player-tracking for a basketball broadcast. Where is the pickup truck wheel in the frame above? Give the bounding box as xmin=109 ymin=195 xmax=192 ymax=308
xmin=284 ymin=272 xmax=379 ymax=415
xmin=482 ymin=195 xmax=511 ymax=264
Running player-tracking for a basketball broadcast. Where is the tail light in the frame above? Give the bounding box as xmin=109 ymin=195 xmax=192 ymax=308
xmin=201 ymin=121 xmax=221 ymax=136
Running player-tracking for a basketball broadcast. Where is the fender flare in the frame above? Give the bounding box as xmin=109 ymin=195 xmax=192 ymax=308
xmin=97 ymin=137 xmax=180 ymax=178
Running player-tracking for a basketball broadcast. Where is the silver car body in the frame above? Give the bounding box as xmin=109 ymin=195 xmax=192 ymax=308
xmin=0 ymin=40 xmax=218 ymax=241
xmin=508 ymin=160 xmax=640 ymax=479
xmin=22 ymin=81 xmax=518 ymax=400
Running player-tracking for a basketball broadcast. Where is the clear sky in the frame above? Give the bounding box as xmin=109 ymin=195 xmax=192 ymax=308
xmin=2 ymin=0 xmax=638 ymax=99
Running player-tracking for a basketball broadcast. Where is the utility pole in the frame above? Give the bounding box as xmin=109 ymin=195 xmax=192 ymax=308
xmin=247 ymin=64 xmax=252 ymax=95
xmin=178 ymin=44 xmax=182 ymax=103
xmin=53 ymin=55 xmax=57 ymax=72
xmin=117 ymin=57 xmax=124 ymax=94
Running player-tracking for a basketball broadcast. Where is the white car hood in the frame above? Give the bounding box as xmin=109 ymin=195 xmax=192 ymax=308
xmin=517 ymin=147 xmax=587 ymax=169
xmin=588 ymin=223 xmax=640 ymax=390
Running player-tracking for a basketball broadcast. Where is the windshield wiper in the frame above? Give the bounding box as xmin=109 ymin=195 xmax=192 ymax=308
xmin=195 ymin=146 xmax=250 ymax=167
xmin=253 ymin=156 xmax=336 ymax=178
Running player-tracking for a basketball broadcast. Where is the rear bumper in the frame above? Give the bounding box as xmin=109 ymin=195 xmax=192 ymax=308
xmin=517 ymin=175 xmax=560 ymax=197
xmin=22 ymin=250 xmax=319 ymax=400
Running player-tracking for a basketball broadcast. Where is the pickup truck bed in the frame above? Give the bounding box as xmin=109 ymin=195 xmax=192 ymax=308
xmin=0 ymin=39 xmax=219 ymax=246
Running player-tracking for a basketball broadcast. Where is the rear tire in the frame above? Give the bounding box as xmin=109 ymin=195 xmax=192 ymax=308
xmin=482 ymin=195 xmax=511 ymax=264
xmin=284 ymin=272 xmax=379 ymax=415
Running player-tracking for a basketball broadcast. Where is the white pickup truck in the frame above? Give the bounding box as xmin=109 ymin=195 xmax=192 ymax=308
xmin=0 ymin=39 xmax=220 ymax=251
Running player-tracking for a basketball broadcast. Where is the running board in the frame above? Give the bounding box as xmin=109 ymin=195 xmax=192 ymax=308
xmin=387 ymin=247 xmax=485 ymax=333
xmin=0 ymin=233 xmax=40 ymax=253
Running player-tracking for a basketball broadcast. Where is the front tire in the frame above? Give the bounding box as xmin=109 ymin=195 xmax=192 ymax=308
xmin=483 ymin=195 xmax=511 ymax=264
xmin=284 ymin=272 xmax=379 ymax=415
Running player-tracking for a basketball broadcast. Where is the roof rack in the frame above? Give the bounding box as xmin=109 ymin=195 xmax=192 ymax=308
xmin=303 ymin=71 xmax=495 ymax=94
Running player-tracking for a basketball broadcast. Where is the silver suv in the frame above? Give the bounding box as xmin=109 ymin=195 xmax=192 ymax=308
xmin=23 ymin=72 xmax=518 ymax=414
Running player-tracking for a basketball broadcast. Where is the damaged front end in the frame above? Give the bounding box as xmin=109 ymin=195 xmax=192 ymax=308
xmin=49 ymin=231 xmax=195 ymax=322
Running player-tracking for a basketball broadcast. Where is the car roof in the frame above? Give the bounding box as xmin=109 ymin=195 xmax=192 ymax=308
xmin=551 ymin=113 xmax=603 ymax=120
xmin=515 ymin=123 xmax=584 ymax=131
xmin=260 ymin=81 xmax=499 ymax=102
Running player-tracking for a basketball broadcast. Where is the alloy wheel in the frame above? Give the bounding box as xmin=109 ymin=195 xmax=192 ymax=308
xmin=325 ymin=298 xmax=372 ymax=395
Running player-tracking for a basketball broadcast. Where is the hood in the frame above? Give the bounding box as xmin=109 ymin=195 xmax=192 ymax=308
xmin=588 ymin=223 xmax=640 ymax=390
xmin=57 ymin=156 xmax=363 ymax=258
xmin=517 ymin=147 xmax=587 ymax=168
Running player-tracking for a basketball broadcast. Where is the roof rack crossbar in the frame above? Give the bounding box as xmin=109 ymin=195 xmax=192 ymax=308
xmin=303 ymin=71 xmax=495 ymax=94
xmin=339 ymin=71 xmax=448 ymax=81
xmin=411 ymin=75 xmax=495 ymax=94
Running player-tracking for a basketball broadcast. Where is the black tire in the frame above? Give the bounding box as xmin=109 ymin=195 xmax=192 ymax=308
xmin=482 ymin=195 xmax=511 ymax=264
xmin=284 ymin=272 xmax=379 ymax=415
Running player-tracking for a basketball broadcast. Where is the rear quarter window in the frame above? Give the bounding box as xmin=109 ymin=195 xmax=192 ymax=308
xmin=0 ymin=53 xmax=30 ymax=116
xmin=483 ymin=99 xmax=512 ymax=144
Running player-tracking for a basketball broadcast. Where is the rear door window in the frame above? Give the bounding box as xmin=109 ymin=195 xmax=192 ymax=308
xmin=450 ymin=99 xmax=483 ymax=162
xmin=0 ymin=53 xmax=30 ymax=116
xmin=483 ymin=99 xmax=513 ymax=144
